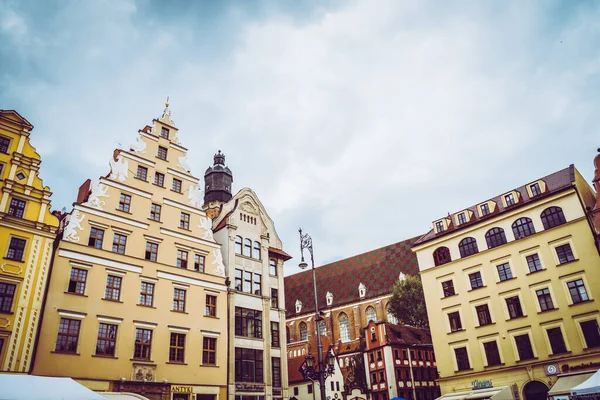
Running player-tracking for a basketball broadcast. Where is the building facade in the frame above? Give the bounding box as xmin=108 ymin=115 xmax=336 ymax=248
xmin=32 ymin=106 xmax=229 ymax=400
xmin=0 ymin=110 xmax=59 ymax=372
xmin=206 ymin=159 xmax=292 ymax=400
xmin=363 ymin=321 xmax=439 ymax=400
xmin=413 ymin=165 xmax=600 ymax=400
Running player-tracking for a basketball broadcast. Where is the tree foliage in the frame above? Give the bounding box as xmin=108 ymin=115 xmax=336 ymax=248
xmin=388 ymin=274 xmax=429 ymax=328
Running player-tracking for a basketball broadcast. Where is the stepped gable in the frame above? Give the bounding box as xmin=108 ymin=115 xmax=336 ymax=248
xmin=285 ymin=236 xmax=421 ymax=317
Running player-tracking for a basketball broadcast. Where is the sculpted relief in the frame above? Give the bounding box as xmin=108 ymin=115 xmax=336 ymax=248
xmin=212 ymin=249 xmax=226 ymax=276
xmin=130 ymin=133 xmax=147 ymax=154
xmin=85 ymin=181 xmax=109 ymax=210
xmin=178 ymin=154 xmax=192 ymax=172
xmin=188 ymin=184 xmax=203 ymax=208
xmin=199 ymin=216 xmax=214 ymax=241
xmin=63 ymin=210 xmax=84 ymax=243
xmin=109 ymin=155 xmax=128 ymax=183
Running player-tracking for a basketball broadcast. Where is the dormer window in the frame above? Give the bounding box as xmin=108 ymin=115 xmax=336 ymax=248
xmin=457 ymin=213 xmax=466 ymax=225
xmin=399 ymin=272 xmax=406 ymax=281
xmin=480 ymin=203 xmax=490 ymax=216
xmin=530 ymin=183 xmax=541 ymax=197
xmin=435 ymin=221 xmax=445 ymax=233
xmin=160 ymin=127 xmax=170 ymax=139
xmin=326 ymin=291 xmax=333 ymax=306
xmin=295 ymin=299 xmax=303 ymax=314
xmin=505 ymin=193 xmax=515 ymax=206
xmin=358 ymin=283 xmax=366 ymax=299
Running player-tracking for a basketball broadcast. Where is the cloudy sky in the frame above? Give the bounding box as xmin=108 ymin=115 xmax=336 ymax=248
xmin=1 ymin=0 xmax=599 ymax=276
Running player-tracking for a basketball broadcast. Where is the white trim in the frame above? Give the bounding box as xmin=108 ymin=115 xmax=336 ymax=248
xmin=134 ymin=322 xmax=157 ymax=329
xmin=106 ymin=269 xmax=126 ymax=277
xmin=100 ymin=178 xmax=152 ymax=199
xmin=69 ymin=261 xmax=92 ymax=270
xmin=98 ymin=317 xmax=123 ymax=324
xmin=168 ymin=143 xmax=188 ymax=153
xmin=174 ymin=243 xmax=193 ymax=251
xmin=139 ymin=131 xmax=158 ymax=142
xmin=88 ymin=220 xmax=110 ymax=229
xmin=287 ymin=294 xmax=393 ymax=322
xmin=166 ymin=168 xmax=199 ymax=184
xmin=157 ymin=271 xmax=227 ymax=291
xmin=201 ymin=330 xmax=221 ymax=338
xmin=163 ymin=198 xmax=204 ymax=215
xmin=75 ymin=205 xmax=149 ymax=230
xmin=58 ymin=249 xmax=143 ymax=274
xmin=0 ymin=275 xmax=22 ymax=284
xmin=173 ymin=283 xmax=189 ymax=289
xmin=160 ymin=228 xmax=220 ymax=249
xmin=204 ymin=289 xmax=220 ymax=295
xmin=168 ymin=326 xmax=190 ymax=333
xmin=58 ymin=311 xmax=86 ymax=319
xmin=144 ymin=234 xmax=163 ymax=243
xmin=140 ymin=276 xmax=158 ymax=283
xmin=111 ymin=226 xmax=133 ymax=235
xmin=120 ymin=151 xmax=156 ymax=167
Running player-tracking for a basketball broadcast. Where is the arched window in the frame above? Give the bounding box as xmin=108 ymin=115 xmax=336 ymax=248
xmin=235 ymin=236 xmax=242 ymax=255
xmin=299 ymin=322 xmax=308 ymax=341
xmin=512 ymin=217 xmax=535 ymax=239
xmin=243 ymin=238 xmax=252 ymax=257
xmin=458 ymin=237 xmax=479 ymax=258
xmin=541 ymin=207 xmax=566 ymax=229
xmin=286 ymin=326 xmax=290 ymax=344
xmin=485 ymin=227 xmax=507 ymax=249
xmin=386 ymin=304 xmax=398 ymax=325
xmin=339 ymin=313 xmax=350 ymax=342
xmin=366 ymin=306 xmax=377 ymax=323
xmin=318 ymin=320 xmax=327 ymax=336
xmin=253 ymin=241 xmax=261 ymax=260
xmin=433 ymin=247 xmax=452 ymax=266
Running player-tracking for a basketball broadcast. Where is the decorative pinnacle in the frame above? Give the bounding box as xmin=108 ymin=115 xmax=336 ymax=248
xmin=165 ymin=96 xmax=170 ymax=108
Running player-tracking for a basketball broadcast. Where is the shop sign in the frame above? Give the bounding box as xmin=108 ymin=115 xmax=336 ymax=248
xmin=235 ymin=383 xmax=265 ymax=393
xmin=545 ymin=364 xmax=559 ymax=376
xmin=472 ymin=379 xmax=493 ymax=390
xmin=172 ymin=386 xmax=194 ymax=393
xmin=562 ymin=361 xmax=600 ymax=373
xmin=511 ymin=383 xmax=520 ymax=400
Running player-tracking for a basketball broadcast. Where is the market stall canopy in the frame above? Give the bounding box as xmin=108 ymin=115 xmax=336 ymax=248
xmin=0 ymin=374 xmax=108 ymax=400
xmin=548 ymin=372 xmax=595 ymax=398
xmin=571 ymin=369 xmax=600 ymax=397
xmin=436 ymin=386 xmax=512 ymax=400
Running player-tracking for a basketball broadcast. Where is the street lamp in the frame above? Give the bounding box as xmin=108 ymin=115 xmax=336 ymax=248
xmin=298 ymin=228 xmax=336 ymax=400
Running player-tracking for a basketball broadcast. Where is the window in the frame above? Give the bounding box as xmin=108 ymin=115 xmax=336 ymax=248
xmin=139 ymin=282 xmax=154 ymax=306
xmin=485 ymin=227 xmax=507 ymax=249
xmin=194 ymin=254 xmax=205 ymax=272
xmin=136 ymin=166 xmax=148 ymax=180
xmin=270 ymin=357 xmax=281 ymax=387
xmin=118 ymin=194 xmax=131 ymax=212
xmin=243 ymin=239 xmax=252 ymax=257
xmin=169 ymin=333 xmax=185 ymax=362
xmin=442 ymin=280 xmax=455 ymax=297
xmin=299 ymin=322 xmax=308 ymax=341
xmin=526 ymin=254 xmax=542 ymax=273
xmin=556 ymin=244 xmax=575 ymax=264
xmin=454 ymin=347 xmax=470 ymax=371
xmin=458 ymin=237 xmax=479 ymax=258
xmin=269 ymin=259 xmax=277 ymax=276
xmin=0 ymin=135 xmax=10 ymax=153
xmin=308 ymin=384 xmax=313 ymax=394
xmin=581 ymin=320 xmax=600 ymax=348
xmin=55 ymin=318 xmax=81 ymax=353
xmin=448 ymin=311 xmax=462 ymax=332
xmin=0 ymin=282 xmax=16 ymax=312
xmin=235 ymin=236 xmax=243 ymax=255
xmin=160 ymin=127 xmax=169 ymax=139
xmin=8 ymin=198 xmax=26 ymax=218
xmin=514 ymin=333 xmax=534 ymax=360
xmin=512 ymin=217 xmax=535 ymax=239
xmin=112 ymin=234 xmax=127 ymax=254
xmin=176 ymin=250 xmax=188 ymax=268
xmin=203 ymin=337 xmax=217 ymax=365
xmin=567 ymin=279 xmax=589 ymax=304
xmin=506 ymin=296 xmax=524 ymax=319
xmin=469 ymin=271 xmax=484 ymax=290
xmin=68 ymin=268 xmax=87 ymax=295
xmin=294 ymin=388 xmax=299 ymax=396
xmin=244 ymin=271 xmax=252 ymax=293
xmin=483 ymin=341 xmax=501 ymax=366
xmin=206 ymin=295 xmax=217 ymax=317
xmin=318 ymin=320 xmax=327 ymax=336
xmin=235 ymin=307 xmax=262 ymax=338
xmin=547 ymin=327 xmax=567 ymax=354
xmin=457 ymin=213 xmax=467 ymax=225
xmin=536 ymin=288 xmax=554 ymax=311
xmin=172 ymin=178 xmax=182 ymax=193
xmin=253 ymin=274 xmax=261 ymax=296
xmin=433 ymin=247 xmax=452 ymax=267
xmin=88 ymin=227 xmax=104 ymax=248
xmin=179 ymin=212 xmax=190 ymax=229
xmin=145 ymin=242 xmax=158 ymax=261
xmin=366 ymin=306 xmax=377 ymax=323
xmin=339 ymin=313 xmax=350 ymax=342
xmin=157 ymin=146 xmax=168 ymax=160
xmin=173 ymin=288 xmax=186 ymax=312
xmin=435 ymin=221 xmax=445 ymax=232
xmin=154 ymin=172 xmax=165 ymax=187
xmin=253 ymin=241 xmax=261 ymax=260
xmin=541 ymin=207 xmax=566 ymax=229
xmin=496 ymin=263 xmax=512 ymax=281
xmin=271 ymin=322 xmax=280 ymax=347
xmin=234 ymin=269 xmax=242 ymax=291
xmin=270 ymin=288 xmax=278 ymax=309
xmin=150 ymin=203 xmax=161 ymax=221
xmin=480 ymin=203 xmax=490 ymax=216
xmin=134 ymin=328 xmax=152 ymax=360
xmin=96 ymin=323 xmax=117 ymax=356
xmin=505 ymin=193 xmax=515 ymax=206
xmin=530 ymin=183 xmax=542 ymax=197
xmin=104 ymin=275 xmax=122 ymax=301
xmin=476 ymin=304 xmax=492 ymax=326
xmin=235 ymin=348 xmax=263 ymax=382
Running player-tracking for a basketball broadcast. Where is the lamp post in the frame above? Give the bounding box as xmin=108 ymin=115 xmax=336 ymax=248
xmin=298 ymin=229 xmax=336 ymax=400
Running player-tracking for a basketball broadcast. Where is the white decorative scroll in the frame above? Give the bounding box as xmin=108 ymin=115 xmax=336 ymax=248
xmin=212 ymin=249 xmax=225 ymax=276
xmin=188 ymin=184 xmax=203 ymax=208
xmin=63 ymin=210 xmax=84 ymax=242
xmin=130 ymin=133 xmax=147 ymax=153
xmin=178 ymin=154 xmax=191 ymax=172
xmin=109 ymin=155 xmax=128 ymax=183
xmin=199 ymin=216 xmax=214 ymax=240
xmin=85 ymin=181 xmax=109 ymax=210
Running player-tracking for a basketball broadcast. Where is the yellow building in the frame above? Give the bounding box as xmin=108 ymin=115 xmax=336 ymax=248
xmin=32 ymin=105 xmax=228 ymax=400
xmin=0 ymin=110 xmax=59 ymax=372
xmin=413 ymin=165 xmax=600 ymax=400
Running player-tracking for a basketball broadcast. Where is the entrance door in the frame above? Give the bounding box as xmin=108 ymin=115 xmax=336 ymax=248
xmin=173 ymin=394 xmax=190 ymax=400
xmin=523 ymin=381 xmax=549 ymax=400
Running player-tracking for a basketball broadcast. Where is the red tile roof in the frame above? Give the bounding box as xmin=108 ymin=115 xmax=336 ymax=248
xmin=414 ymin=165 xmax=576 ymax=245
xmin=284 ymin=237 xmax=421 ymax=317
xmin=384 ymin=324 xmax=433 ymax=346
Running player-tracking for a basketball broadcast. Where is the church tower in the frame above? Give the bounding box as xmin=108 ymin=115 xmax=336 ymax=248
xmin=203 ymin=150 xmax=233 ymax=218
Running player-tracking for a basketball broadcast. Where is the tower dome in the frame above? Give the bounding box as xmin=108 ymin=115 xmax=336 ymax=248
xmin=204 ymin=150 xmax=233 ymax=206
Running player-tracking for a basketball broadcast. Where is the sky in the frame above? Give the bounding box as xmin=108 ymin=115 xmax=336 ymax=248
xmin=1 ymin=0 xmax=599 ymax=276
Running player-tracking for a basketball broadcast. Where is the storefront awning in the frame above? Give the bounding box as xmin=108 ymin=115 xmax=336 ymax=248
xmin=548 ymin=372 xmax=595 ymax=397
xmin=571 ymin=369 xmax=600 ymax=397
xmin=436 ymin=386 xmax=512 ymax=400
xmin=0 ymin=374 xmax=108 ymax=400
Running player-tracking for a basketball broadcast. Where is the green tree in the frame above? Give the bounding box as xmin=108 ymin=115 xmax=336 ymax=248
xmin=388 ymin=274 xmax=429 ymax=328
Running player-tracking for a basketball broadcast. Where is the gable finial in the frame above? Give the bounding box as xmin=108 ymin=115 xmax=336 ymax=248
xmin=165 ymin=96 xmax=170 ymax=108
